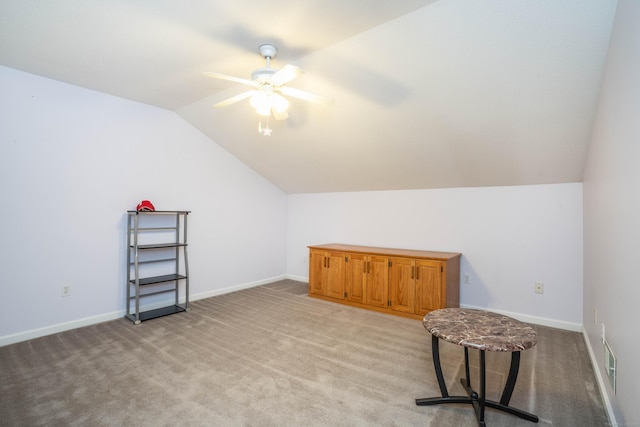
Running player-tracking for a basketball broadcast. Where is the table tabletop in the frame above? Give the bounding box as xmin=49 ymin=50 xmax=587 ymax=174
xmin=423 ymin=308 xmax=537 ymax=352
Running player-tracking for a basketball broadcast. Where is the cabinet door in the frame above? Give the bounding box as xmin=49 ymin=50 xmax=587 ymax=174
xmin=326 ymin=251 xmax=346 ymax=299
xmin=415 ymin=260 xmax=443 ymax=315
xmin=366 ymin=256 xmax=389 ymax=308
xmin=345 ymin=253 xmax=367 ymax=303
xmin=309 ymin=250 xmax=327 ymax=296
xmin=388 ymin=257 xmax=416 ymax=314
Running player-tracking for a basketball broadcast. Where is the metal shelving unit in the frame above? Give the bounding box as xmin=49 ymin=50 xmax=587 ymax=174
xmin=125 ymin=210 xmax=190 ymax=324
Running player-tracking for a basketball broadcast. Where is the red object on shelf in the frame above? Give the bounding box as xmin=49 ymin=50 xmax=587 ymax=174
xmin=136 ymin=200 xmax=155 ymax=212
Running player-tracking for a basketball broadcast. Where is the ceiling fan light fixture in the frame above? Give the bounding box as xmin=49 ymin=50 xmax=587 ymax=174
xmin=271 ymin=93 xmax=289 ymax=113
xmin=250 ymin=92 xmax=270 ymax=116
xmin=250 ymin=92 xmax=289 ymax=116
xmin=204 ymin=43 xmax=332 ymax=135
xmin=256 ymin=106 xmax=271 ymax=116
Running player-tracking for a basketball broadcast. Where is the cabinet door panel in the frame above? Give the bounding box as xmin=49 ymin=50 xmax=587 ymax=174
xmin=366 ymin=256 xmax=388 ymax=308
xmin=389 ymin=257 xmax=415 ymax=314
xmin=326 ymin=252 xmax=346 ymax=299
xmin=415 ymin=260 xmax=443 ymax=315
xmin=346 ymin=253 xmax=366 ymax=303
xmin=309 ymin=250 xmax=327 ymax=295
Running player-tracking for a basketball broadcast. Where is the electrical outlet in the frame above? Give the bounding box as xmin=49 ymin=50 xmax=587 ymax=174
xmin=534 ymin=282 xmax=544 ymax=294
xmin=601 ymin=323 xmax=606 ymax=344
xmin=463 ymin=274 xmax=471 ymax=284
xmin=61 ymin=285 xmax=71 ymax=297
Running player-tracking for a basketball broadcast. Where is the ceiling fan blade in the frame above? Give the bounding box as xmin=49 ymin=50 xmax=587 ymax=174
xmin=203 ymin=71 xmax=255 ymax=87
xmin=272 ymin=107 xmax=289 ymax=121
xmin=280 ymin=86 xmax=334 ymax=106
xmin=271 ymin=64 xmax=301 ymax=86
xmin=214 ymin=90 xmax=256 ymax=108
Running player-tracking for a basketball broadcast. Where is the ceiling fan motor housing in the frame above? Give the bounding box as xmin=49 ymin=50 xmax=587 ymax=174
xmin=251 ymin=68 xmax=277 ymax=84
xmin=259 ymin=44 xmax=277 ymax=59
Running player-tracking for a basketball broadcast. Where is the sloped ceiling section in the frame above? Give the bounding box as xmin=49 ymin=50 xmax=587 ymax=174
xmin=0 ymin=0 xmax=617 ymax=193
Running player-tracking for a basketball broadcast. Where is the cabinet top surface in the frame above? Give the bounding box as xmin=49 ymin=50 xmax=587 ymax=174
xmin=308 ymin=243 xmax=461 ymax=260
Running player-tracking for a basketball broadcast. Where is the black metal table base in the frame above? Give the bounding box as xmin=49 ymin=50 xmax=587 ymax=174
xmin=416 ymin=335 xmax=538 ymax=426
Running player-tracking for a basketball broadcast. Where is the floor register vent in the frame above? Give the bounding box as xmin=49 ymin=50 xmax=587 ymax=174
xmin=604 ymin=339 xmax=616 ymax=394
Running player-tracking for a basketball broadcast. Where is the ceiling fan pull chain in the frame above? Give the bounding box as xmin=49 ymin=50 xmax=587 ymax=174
xmin=263 ymin=115 xmax=272 ymax=136
xmin=258 ymin=116 xmax=272 ymax=136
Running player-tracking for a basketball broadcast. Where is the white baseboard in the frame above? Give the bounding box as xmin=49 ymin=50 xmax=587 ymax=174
xmin=460 ymin=304 xmax=582 ymax=332
xmin=582 ymin=326 xmax=617 ymax=426
xmin=285 ymin=274 xmax=308 ymax=283
xmin=0 ymin=275 xmax=293 ymax=347
xmin=0 ymin=310 xmax=125 ymax=347
xmin=189 ymin=275 xmax=289 ymax=301
xmin=0 ymin=278 xmax=584 ymax=346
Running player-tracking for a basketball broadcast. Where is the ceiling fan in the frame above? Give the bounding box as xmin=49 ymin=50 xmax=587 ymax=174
xmin=204 ymin=44 xmax=333 ymax=122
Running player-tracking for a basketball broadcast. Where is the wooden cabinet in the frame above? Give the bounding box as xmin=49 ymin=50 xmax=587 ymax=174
xmin=365 ymin=256 xmax=389 ymax=308
xmin=308 ymin=250 xmax=327 ymax=295
xmin=415 ymin=259 xmax=443 ymax=315
xmin=345 ymin=253 xmax=389 ymax=307
xmin=344 ymin=253 xmax=366 ymax=304
xmin=388 ymin=257 xmax=415 ymax=314
xmin=309 ymin=249 xmax=346 ymax=299
xmin=309 ymin=244 xmax=461 ymax=320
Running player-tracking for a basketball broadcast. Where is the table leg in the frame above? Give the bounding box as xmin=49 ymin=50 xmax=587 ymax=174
xmin=480 ymin=350 xmax=486 ymax=422
xmin=459 ymin=350 xmax=487 ymax=425
xmin=500 ymin=351 xmax=520 ymax=406
xmin=416 ymin=338 xmax=539 ymax=425
xmin=432 ymin=334 xmax=448 ymax=397
xmin=464 ymin=347 xmax=471 ymax=390
xmin=416 ymin=336 xmax=476 ymax=407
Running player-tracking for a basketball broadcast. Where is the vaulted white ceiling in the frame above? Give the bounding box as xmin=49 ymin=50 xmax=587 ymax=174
xmin=0 ymin=0 xmax=617 ymax=193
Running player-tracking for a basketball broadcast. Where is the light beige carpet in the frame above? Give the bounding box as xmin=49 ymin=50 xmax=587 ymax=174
xmin=0 ymin=280 xmax=608 ymax=426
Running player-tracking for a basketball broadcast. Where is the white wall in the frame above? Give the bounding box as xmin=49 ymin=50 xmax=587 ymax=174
xmin=287 ymin=183 xmax=583 ymax=329
xmin=0 ymin=66 xmax=287 ymax=344
xmin=583 ymin=1 xmax=640 ymax=425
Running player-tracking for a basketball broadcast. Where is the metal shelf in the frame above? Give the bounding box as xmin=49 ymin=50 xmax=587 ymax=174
xmin=125 ymin=304 xmax=187 ymax=324
xmin=129 ymin=273 xmax=187 ymax=286
xmin=125 ymin=210 xmax=190 ymax=324
xmin=133 ymin=242 xmax=187 ymax=250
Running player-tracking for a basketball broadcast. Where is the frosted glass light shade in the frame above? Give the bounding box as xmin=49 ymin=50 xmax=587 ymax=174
xmin=250 ymin=91 xmax=289 ymax=116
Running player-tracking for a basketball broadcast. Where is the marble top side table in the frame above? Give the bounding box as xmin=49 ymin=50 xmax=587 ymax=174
xmin=416 ymin=308 xmax=539 ymax=426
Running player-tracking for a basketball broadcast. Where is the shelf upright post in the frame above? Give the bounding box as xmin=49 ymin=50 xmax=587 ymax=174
xmin=133 ymin=212 xmax=141 ymax=324
xmin=126 ymin=213 xmax=132 ymax=319
xmin=174 ymin=213 xmax=180 ymax=306
xmin=183 ymin=213 xmax=189 ymax=311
